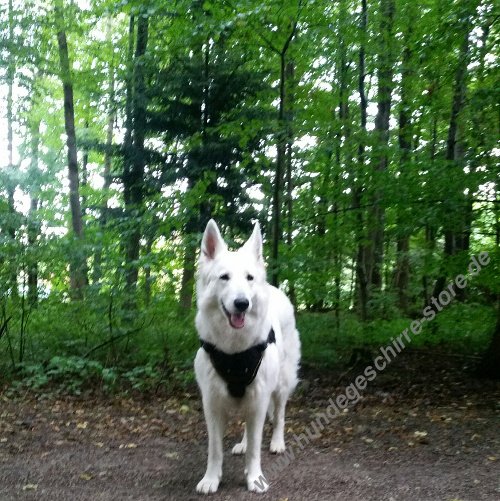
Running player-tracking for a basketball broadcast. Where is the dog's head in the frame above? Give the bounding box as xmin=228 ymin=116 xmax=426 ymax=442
xmin=196 ymin=219 xmax=267 ymax=332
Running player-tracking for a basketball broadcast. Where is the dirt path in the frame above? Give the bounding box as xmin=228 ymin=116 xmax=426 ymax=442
xmin=1 ymin=353 xmax=499 ymax=500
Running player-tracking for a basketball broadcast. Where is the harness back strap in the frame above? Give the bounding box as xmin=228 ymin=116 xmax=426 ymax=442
xmin=200 ymin=329 xmax=276 ymax=398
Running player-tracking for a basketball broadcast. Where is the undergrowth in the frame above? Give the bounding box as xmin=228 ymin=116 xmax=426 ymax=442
xmin=0 ymin=290 xmax=495 ymax=395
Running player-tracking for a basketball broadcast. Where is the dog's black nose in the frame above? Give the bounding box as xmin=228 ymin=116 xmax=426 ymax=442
xmin=234 ymin=298 xmax=249 ymax=312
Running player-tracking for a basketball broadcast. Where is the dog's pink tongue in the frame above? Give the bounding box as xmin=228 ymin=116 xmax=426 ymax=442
xmin=231 ymin=313 xmax=245 ymax=329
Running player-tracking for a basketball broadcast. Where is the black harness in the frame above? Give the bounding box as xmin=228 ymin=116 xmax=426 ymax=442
xmin=200 ymin=329 xmax=276 ymax=398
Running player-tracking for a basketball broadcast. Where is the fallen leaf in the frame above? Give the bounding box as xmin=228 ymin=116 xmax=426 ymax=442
xmin=414 ymin=431 xmax=428 ymax=438
xmin=119 ymin=443 xmax=137 ymax=449
xmin=22 ymin=484 xmax=38 ymax=491
xmin=76 ymin=422 xmax=88 ymax=430
xmin=80 ymin=473 xmax=93 ymax=481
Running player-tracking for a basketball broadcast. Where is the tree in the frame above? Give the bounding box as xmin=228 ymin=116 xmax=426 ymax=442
xmin=367 ymin=0 xmax=396 ymax=295
xmin=432 ymin=2 xmax=479 ymax=300
xmin=0 ymin=0 xmax=498 ymax=373
xmin=122 ymin=11 xmax=149 ymax=298
xmin=354 ymin=0 xmax=369 ymax=320
xmin=5 ymin=0 xmax=18 ymax=299
xmin=148 ymin=1 xmax=268 ymax=309
xmin=54 ymin=0 xmax=88 ymax=297
xmin=26 ymin=117 xmax=41 ymax=306
xmin=391 ymin=1 xmax=418 ymax=315
xmin=92 ymin=16 xmax=116 ymax=285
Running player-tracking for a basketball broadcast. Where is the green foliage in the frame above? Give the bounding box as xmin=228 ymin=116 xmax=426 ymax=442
xmin=0 ymin=0 xmax=499 ymax=390
xmin=299 ymin=304 xmax=495 ymax=370
xmin=11 ymin=357 xmax=115 ymax=395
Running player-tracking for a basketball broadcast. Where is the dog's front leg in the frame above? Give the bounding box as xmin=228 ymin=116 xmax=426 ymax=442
xmin=196 ymin=400 xmax=226 ymax=494
xmin=245 ymin=397 xmax=270 ymax=493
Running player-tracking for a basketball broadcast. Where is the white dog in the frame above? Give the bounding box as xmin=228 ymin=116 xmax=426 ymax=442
xmin=194 ymin=219 xmax=301 ymax=494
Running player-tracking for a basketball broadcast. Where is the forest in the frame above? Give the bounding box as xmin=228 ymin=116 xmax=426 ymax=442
xmin=0 ymin=1 xmax=499 ymax=499
xmin=0 ymin=0 xmax=499 ymax=384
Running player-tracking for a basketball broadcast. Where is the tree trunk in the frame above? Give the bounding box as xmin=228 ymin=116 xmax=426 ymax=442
xmin=118 ymin=13 xmax=134 ymax=292
xmin=393 ymin=236 xmax=410 ymax=312
xmin=123 ymin=13 xmax=135 ymax=180
xmin=354 ymin=0 xmax=368 ymax=321
xmin=123 ymin=13 xmax=148 ymax=298
xmin=7 ymin=0 xmax=14 ymax=213
xmin=93 ymin=17 xmax=116 ymax=284
xmin=270 ymin=21 xmax=299 ymax=287
xmin=143 ymin=222 xmax=156 ymax=306
xmin=271 ymin=52 xmax=288 ymax=287
xmin=285 ymin=60 xmax=296 ymax=306
xmin=179 ymin=42 xmax=211 ymax=311
xmin=392 ymin=26 xmax=414 ymax=315
xmin=433 ymin=19 xmax=474 ymax=298
xmin=27 ymin=119 xmax=41 ymax=306
xmin=27 ymin=197 xmax=39 ymax=305
xmin=478 ymin=301 xmax=500 ymax=379
xmin=55 ymin=0 xmax=88 ymax=298
xmin=422 ymin=224 xmax=435 ymax=306
xmin=179 ymin=236 xmax=197 ymax=311
xmin=421 ymin=117 xmax=437 ymax=307
xmin=6 ymin=0 xmax=18 ymax=299
xmin=367 ymin=0 xmax=395 ymax=296
xmin=81 ymin=119 xmax=89 ymax=216
xmin=332 ymin=26 xmax=350 ymax=326
xmin=459 ymin=16 xmax=492 ymax=279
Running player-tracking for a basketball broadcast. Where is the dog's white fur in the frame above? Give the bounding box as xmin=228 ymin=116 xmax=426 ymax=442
xmin=194 ymin=220 xmax=301 ymax=494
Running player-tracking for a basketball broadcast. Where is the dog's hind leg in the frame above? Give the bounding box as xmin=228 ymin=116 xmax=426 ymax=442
xmin=269 ymin=391 xmax=287 ymax=454
xmin=267 ymin=398 xmax=275 ymax=425
xmin=231 ymin=425 xmax=247 ymax=455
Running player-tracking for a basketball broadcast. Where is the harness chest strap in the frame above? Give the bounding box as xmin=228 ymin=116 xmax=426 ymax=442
xmin=200 ymin=329 xmax=276 ymax=398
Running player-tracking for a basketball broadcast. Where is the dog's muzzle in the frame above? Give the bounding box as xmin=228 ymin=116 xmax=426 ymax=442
xmin=222 ymin=297 xmax=250 ymax=329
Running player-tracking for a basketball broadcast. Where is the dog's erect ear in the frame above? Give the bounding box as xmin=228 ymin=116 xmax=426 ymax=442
xmin=201 ymin=219 xmax=226 ymax=260
xmin=243 ymin=221 xmax=263 ymax=262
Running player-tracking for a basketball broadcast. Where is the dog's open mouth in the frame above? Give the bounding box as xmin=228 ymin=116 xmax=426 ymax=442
xmin=222 ymin=304 xmax=245 ymax=329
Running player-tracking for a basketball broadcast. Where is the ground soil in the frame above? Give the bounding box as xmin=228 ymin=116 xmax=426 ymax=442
xmin=0 ymin=351 xmax=499 ymax=501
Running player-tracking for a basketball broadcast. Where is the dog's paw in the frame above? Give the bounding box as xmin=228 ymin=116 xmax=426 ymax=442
xmin=247 ymin=474 xmax=269 ymax=493
xmin=269 ymin=439 xmax=286 ymax=454
xmin=232 ymin=442 xmax=247 ymax=455
xmin=196 ymin=476 xmax=220 ymax=494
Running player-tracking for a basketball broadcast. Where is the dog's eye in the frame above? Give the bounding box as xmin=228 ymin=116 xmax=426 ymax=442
xmin=219 ymin=273 xmax=230 ymax=281
xmin=247 ymin=274 xmax=254 ymax=281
